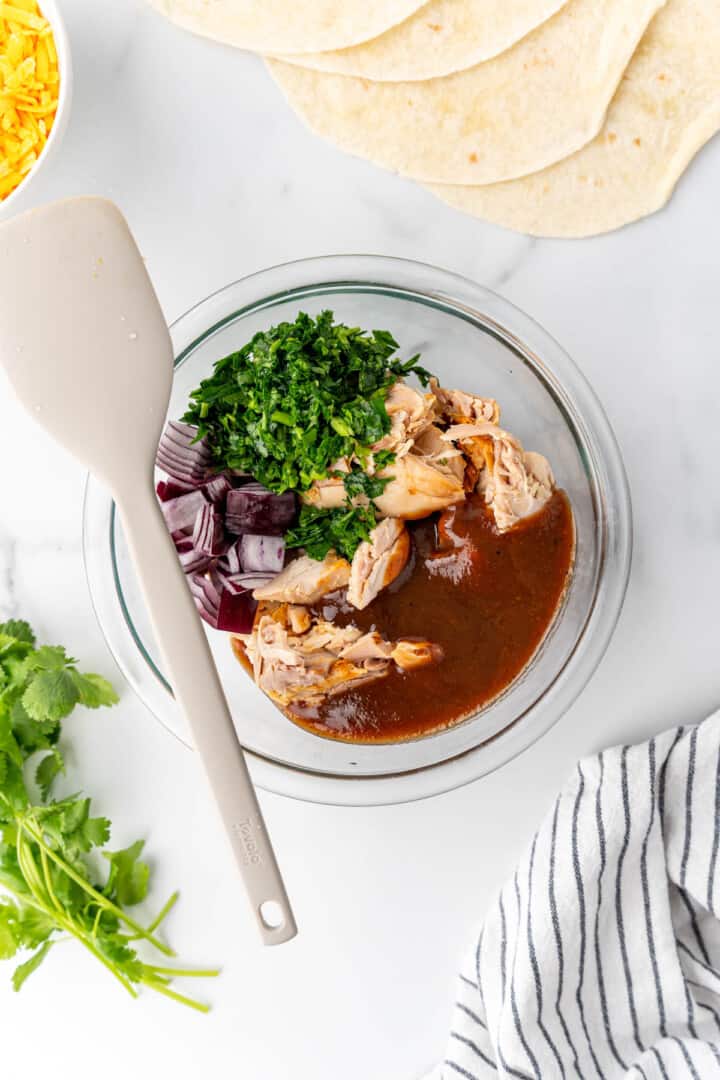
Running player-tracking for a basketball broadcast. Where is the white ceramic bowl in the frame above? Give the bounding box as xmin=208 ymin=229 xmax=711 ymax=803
xmin=0 ymin=0 xmax=73 ymax=217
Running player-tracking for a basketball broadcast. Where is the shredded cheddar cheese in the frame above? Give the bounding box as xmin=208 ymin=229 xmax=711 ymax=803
xmin=0 ymin=0 xmax=59 ymax=201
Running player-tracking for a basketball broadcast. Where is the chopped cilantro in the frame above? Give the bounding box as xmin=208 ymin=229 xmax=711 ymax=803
xmin=342 ymin=461 xmax=392 ymax=502
xmin=0 ymin=619 xmax=218 ymax=1009
xmin=285 ymin=503 xmax=378 ymax=562
xmin=183 ymin=310 xmax=431 ymax=491
xmin=183 ymin=311 xmax=432 ymax=560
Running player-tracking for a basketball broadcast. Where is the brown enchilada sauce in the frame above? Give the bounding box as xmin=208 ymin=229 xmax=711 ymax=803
xmin=239 ymin=489 xmax=575 ymax=743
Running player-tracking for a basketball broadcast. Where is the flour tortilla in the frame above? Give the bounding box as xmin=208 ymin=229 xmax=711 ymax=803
xmin=273 ymin=0 xmax=571 ymax=83
xmin=429 ymin=0 xmax=720 ymax=237
xmin=267 ymin=0 xmax=666 ymax=186
xmin=147 ymin=0 xmax=427 ymax=55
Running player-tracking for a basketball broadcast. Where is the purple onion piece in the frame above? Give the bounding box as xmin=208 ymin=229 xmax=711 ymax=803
xmin=216 ymin=590 xmax=258 ymax=634
xmin=188 ymin=572 xmax=219 ymax=627
xmin=225 ymin=572 xmax=275 ymax=593
xmin=157 ymin=479 xmax=195 ymax=502
xmin=156 ymin=448 xmax=209 ymax=487
xmin=238 ymin=533 xmax=285 ymax=573
xmin=218 ymin=541 xmax=242 ymax=576
xmin=156 ymin=420 xmax=211 ymax=484
xmin=161 ymin=489 xmax=209 ymax=533
xmin=204 ymin=473 xmax=232 ymax=505
xmin=174 ymin=535 xmax=195 ymax=554
xmin=180 ymin=548 xmax=212 ymax=574
xmin=192 ymin=503 xmax=226 ymax=557
xmin=225 ymin=486 xmax=296 ymax=536
xmin=166 ymin=419 xmax=211 ymax=447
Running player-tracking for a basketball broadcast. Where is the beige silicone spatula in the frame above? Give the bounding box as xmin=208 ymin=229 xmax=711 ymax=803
xmin=0 ymin=197 xmax=296 ymax=945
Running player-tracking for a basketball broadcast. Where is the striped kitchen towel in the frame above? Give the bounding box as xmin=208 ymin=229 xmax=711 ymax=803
xmin=429 ymin=713 xmax=720 ymax=1078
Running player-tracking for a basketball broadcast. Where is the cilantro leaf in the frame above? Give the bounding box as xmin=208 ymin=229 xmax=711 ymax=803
xmin=0 ymin=620 xmax=35 ymax=646
xmin=103 ymin=840 xmax=150 ymax=907
xmin=22 ymin=669 xmax=79 ymax=723
xmin=27 ymin=645 xmax=74 ymax=671
xmin=1 ymin=653 xmax=32 ymax=692
xmin=0 ymin=900 xmax=53 ymax=960
xmin=11 ymin=940 xmax=53 ymax=991
xmin=68 ymin=670 xmax=119 ymax=709
xmin=35 ymin=750 xmax=65 ymax=800
xmin=10 ymin=698 xmax=59 ymax=755
xmin=0 ymin=900 xmax=19 ymax=960
xmin=14 ymin=907 xmax=55 ymax=951
xmin=0 ymin=633 xmax=32 ymax=661
xmin=0 ymin=713 xmax=23 ymax=769
xmin=0 ymin=760 xmax=28 ymax=815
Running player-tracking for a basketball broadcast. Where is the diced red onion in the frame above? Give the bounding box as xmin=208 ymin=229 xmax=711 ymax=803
xmin=161 ymin=489 xmax=209 ymax=533
xmin=192 ymin=503 xmax=226 ymax=557
xmin=181 ymin=548 xmax=212 ymax=574
xmin=217 ymin=590 xmax=258 ymax=633
xmin=156 ymin=420 xmax=211 ymax=485
xmin=218 ymin=541 xmax=242 ymax=576
xmin=174 ymin=535 xmax=195 ymax=554
xmin=224 ymin=572 xmax=275 ymax=594
xmin=203 ymin=473 xmax=232 ymax=505
xmin=157 ymin=479 xmax=195 ymax=502
xmin=188 ymin=571 xmax=257 ymax=633
xmin=164 ymin=420 xmax=212 ymax=455
xmin=188 ymin=572 xmax=219 ymax=625
xmin=156 ymin=449 xmax=208 ymax=487
xmin=238 ymin=534 xmax=285 ymax=573
xmin=225 ymin=486 xmax=296 ymax=536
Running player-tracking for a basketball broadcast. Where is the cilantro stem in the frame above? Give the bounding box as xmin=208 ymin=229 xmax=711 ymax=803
xmin=15 ymin=830 xmax=48 ymax=907
xmin=71 ymin=929 xmax=139 ymax=998
xmin=146 ymin=965 xmax=221 ymax=978
xmin=20 ymin=819 xmax=174 ymax=957
xmin=38 ymin=844 xmax=64 ymax=914
xmin=11 ymin=835 xmax=139 ymax=998
xmin=146 ymin=890 xmax=179 ymax=934
xmin=143 ymin=978 xmax=211 ymax=1013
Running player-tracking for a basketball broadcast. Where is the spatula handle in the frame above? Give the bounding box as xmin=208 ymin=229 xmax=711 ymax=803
xmin=115 ymin=479 xmax=297 ymax=946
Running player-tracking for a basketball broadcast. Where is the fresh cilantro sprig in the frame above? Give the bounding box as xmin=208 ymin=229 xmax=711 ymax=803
xmin=183 ymin=311 xmax=431 ymax=559
xmin=0 ymin=620 xmax=218 ymax=1009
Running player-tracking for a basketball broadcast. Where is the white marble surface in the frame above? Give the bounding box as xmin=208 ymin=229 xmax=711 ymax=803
xmin=1 ymin=1 xmax=720 ymax=1076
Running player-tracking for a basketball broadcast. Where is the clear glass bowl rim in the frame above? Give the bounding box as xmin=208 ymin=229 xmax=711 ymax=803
xmin=82 ymin=254 xmax=633 ymax=806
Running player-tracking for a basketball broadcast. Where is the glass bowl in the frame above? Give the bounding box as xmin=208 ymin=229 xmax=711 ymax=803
xmin=82 ymin=255 xmax=632 ymax=806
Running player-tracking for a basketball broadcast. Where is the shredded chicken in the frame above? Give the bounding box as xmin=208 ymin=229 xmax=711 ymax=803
xmin=430 ymin=377 xmax=500 ymax=425
xmin=441 ymin=422 xmax=555 ymax=532
xmin=391 ymin=639 xmax=445 ymax=671
xmin=302 ymin=445 xmax=466 ymax=520
xmin=302 ymin=474 xmax=347 ymax=511
xmin=253 ymin=551 xmax=350 ymax=604
xmin=242 ymin=605 xmax=441 ymax=708
xmin=373 ymin=453 xmax=465 ymax=519
xmin=412 ymin=424 xmax=465 ymax=482
xmin=347 ymin=517 xmax=410 ymax=610
xmin=372 ymin=380 xmax=437 ymax=457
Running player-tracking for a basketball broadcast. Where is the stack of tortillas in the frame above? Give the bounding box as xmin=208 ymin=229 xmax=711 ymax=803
xmin=149 ymin=0 xmax=720 ymax=237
